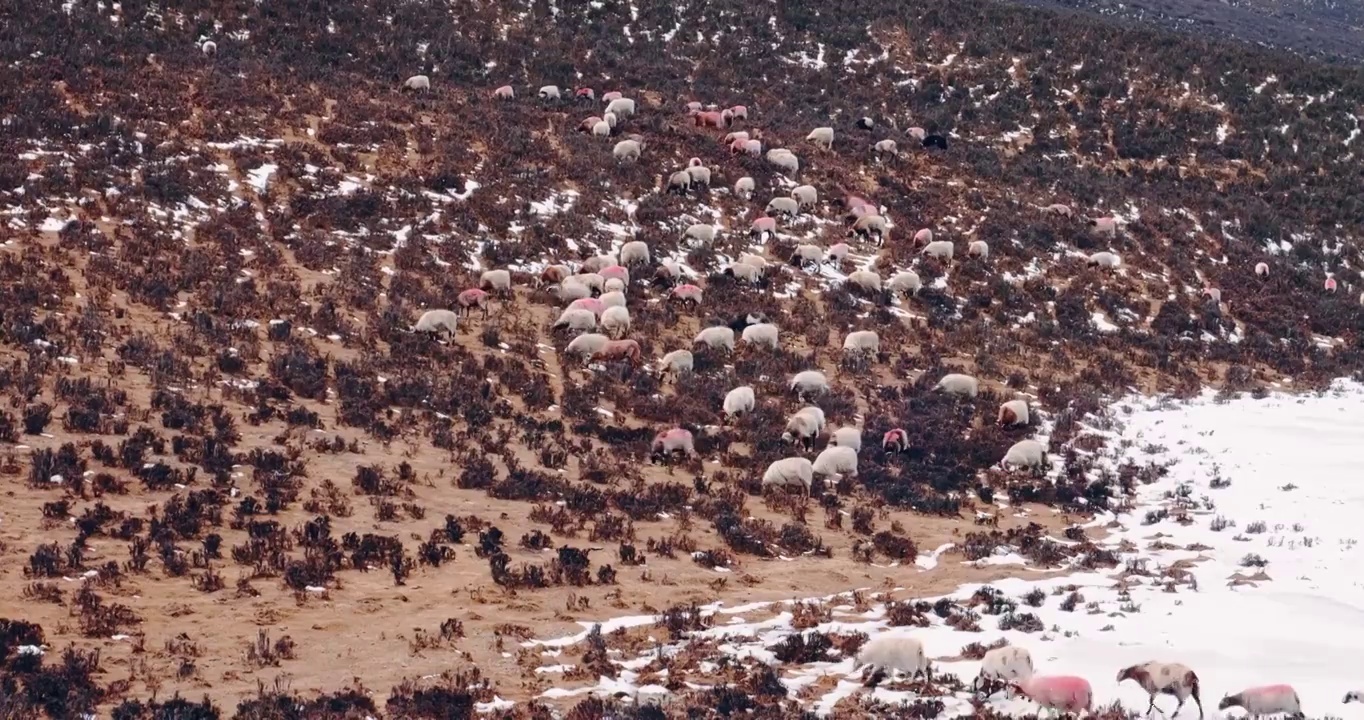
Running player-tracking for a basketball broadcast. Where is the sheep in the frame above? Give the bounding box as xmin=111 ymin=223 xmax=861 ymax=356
xmin=592 ymin=120 xmax=611 ymax=137
xmin=567 ymin=296 xmax=606 ymax=317
xmin=692 ymin=110 xmax=730 ymax=129
xmin=602 ymin=91 xmax=623 ymax=103
xmin=762 ymin=457 xmax=814 ymax=499
xmin=845 ymin=203 xmax=878 ymax=225
xmin=619 ymin=241 xmax=651 ymax=266
xmin=856 ymin=633 xmax=930 ymax=687
xmin=907 ymin=127 xmax=927 ymax=141
xmin=565 ymin=333 xmax=611 ymax=359
xmin=882 ymin=428 xmax=909 ymax=453
xmin=874 ymin=139 xmax=898 ymax=155
xmin=724 ymin=131 xmax=750 ymax=144
xmin=600 ymin=306 xmax=631 ymax=337
xmin=750 ymin=215 xmax=777 ymax=239
xmin=1012 ymin=676 xmax=1093 ymax=716
xmin=687 ymin=164 xmax=712 ymax=187
xmin=934 ymin=373 xmax=979 ymax=397
xmin=856 ymin=117 xmax=875 ymax=130
xmin=651 ymin=428 xmax=696 ymax=462
xmin=741 ymin=323 xmax=780 ymax=349
xmin=683 ymin=223 xmax=717 ymax=244
xmin=913 ymin=228 xmax=934 ymax=244
xmin=553 ymin=308 xmax=598 ymax=332
xmin=789 ymin=244 xmax=825 ymax=269
xmin=577 ymin=272 xmax=606 ymax=294
xmin=806 ymin=126 xmax=835 ymax=149
xmin=201 ymin=40 xmax=218 ymax=56
xmin=599 ymin=265 xmax=630 ymax=286
xmin=851 ymin=214 xmax=889 ymax=242
xmin=1326 ymin=277 xmax=1338 ymax=292
xmin=684 ymin=100 xmax=702 ymax=112
xmin=726 ymin=312 xmax=767 ymax=334
xmin=889 ymin=271 xmax=923 ymax=296
xmin=603 ymin=111 xmax=619 ymax=129
xmin=998 ymin=399 xmax=1030 ymax=426
xmin=1255 ymin=261 xmax=1269 ymax=277
xmin=968 ymin=240 xmax=989 ymax=259
xmin=1117 ymin=662 xmax=1204 ymax=719
xmin=578 ymin=255 xmax=616 ymax=274
xmin=725 ymin=262 xmax=761 ymax=284
xmin=593 ymin=339 xmax=642 ymax=367
xmin=922 ymin=240 xmax=955 ymax=260
xmin=813 ymin=445 xmax=858 ymax=479
xmin=578 ymin=116 xmax=603 ymax=132
xmin=493 ymin=85 xmax=515 ymax=100
xmin=480 ymin=269 xmax=512 ymax=295
xmin=738 ymin=253 xmax=768 ymax=269
xmin=1088 ymin=251 xmax=1122 ymax=269
xmin=599 ymin=291 xmax=627 ymax=309
xmin=694 ymin=326 xmax=735 ymax=351
xmin=457 ymin=288 xmax=491 ymax=318
xmin=403 ymin=74 xmax=431 ymax=92
xmin=1003 ymin=439 xmax=1048 ymax=473
xmin=605 ymin=97 xmax=636 ymax=117
xmin=671 ymin=283 xmax=703 ymax=306
xmin=766 ymin=196 xmax=800 ymax=217
xmin=847 ymin=271 xmax=882 ymax=293
xmin=791 ymin=184 xmax=819 ymax=209
xmin=843 ymin=330 xmax=880 ymax=354
xmin=1343 ymin=691 xmax=1364 ymax=704
xmin=1043 ymin=203 xmax=1073 ymax=217
xmin=723 ymin=386 xmax=756 ymax=419
xmin=575 ymin=87 xmax=595 ymax=101
xmin=604 ymin=278 xmax=626 ymax=294
xmin=922 ymin=134 xmax=949 ymax=150
xmin=782 ymin=406 xmax=826 ymax=449
xmin=727 ymin=105 xmax=748 ymax=121
xmin=667 ymin=170 xmax=693 ymax=194
xmin=538 ymin=85 xmax=561 ymax=100
xmin=659 ymin=349 xmax=694 ymax=378
xmin=826 ymin=427 xmax=862 ymax=452
xmin=973 ymin=645 xmax=1035 ymax=697
xmin=1088 ymin=216 xmax=1118 ymax=237
xmin=551 ymin=278 xmax=593 ymax=302
xmin=734 ymin=176 xmax=756 ymax=198
xmin=413 ymin=309 xmax=460 ymax=341
xmin=766 ymin=148 xmax=799 ymax=174
xmin=827 ymin=243 xmax=850 ymax=264
xmin=790 ymin=370 xmax=829 ymax=399
xmin=613 ymin=139 xmax=643 ymax=162
xmin=1218 ymin=686 xmax=1301 ymax=719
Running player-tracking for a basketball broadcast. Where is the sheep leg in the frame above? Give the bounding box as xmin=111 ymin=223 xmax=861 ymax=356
xmin=1146 ymin=694 xmax=1164 ymax=717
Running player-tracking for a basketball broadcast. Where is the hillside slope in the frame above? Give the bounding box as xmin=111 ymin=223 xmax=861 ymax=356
xmin=1 ymin=0 xmax=1364 ymax=716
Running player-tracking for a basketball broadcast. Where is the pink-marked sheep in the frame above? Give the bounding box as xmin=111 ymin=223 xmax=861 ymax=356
xmin=1003 ymin=439 xmax=1048 ymax=473
xmin=729 ymin=138 xmax=749 ymax=155
xmin=568 ymin=297 xmax=606 ymax=316
xmin=741 ymin=323 xmax=779 ymax=349
xmin=613 ymin=139 xmax=643 ymax=162
xmin=806 ymin=126 xmax=835 ymax=149
xmin=1012 ymin=675 xmax=1093 ymax=715
xmin=413 ymin=309 xmax=460 ymax=341
xmin=1255 ymin=261 xmax=1269 ymax=277
xmin=790 ymin=370 xmax=829 ymax=399
xmin=602 ymin=91 xmax=623 ymax=103
xmin=565 ymin=333 xmax=611 ymax=359
xmin=857 ymin=633 xmax=931 ymax=688
xmin=693 ymin=110 xmax=730 ymax=129
xmin=723 ymin=385 xmax=755 ymax=419
xmin=890 ymin=271 xmax=922 ymax=296
xmin=592 ymin=120 xmax=611 ymax=137
xmin=968 ymin=240 xmax=989 ymax=259
xmin=829 ymin=427 xmax=862 ymax=452
xmin=750 ymin=215 xmax=777 ymax=239
xmin=790 ymin=244 xmax=825 ymax=269
xmin=851 ymin=214 xmax=889 ymax=242
xmin=913 ymin=228 xmax=934 ymax=244
xmin=575 ymin=87 xmax=595 ymax=101
xmin=974 ymin=645 xmax=1034 ymax=696
xmin=1118 ymin=662 xmax=1204 ymax=719
xmin=762 ymin=457 xmax=814 ymax=499
xmin=813 ymin=445 xmax=858 ymax=479
xmin=934 ymin=373 xmax=979 ymax=397
xmin=1089 ymin=216 xmax=1118 ymax=237
xmin=1219 ymin=685 xmax=1301 ymax=718
xmin=402 ymin=75 xmax=431 ymax=92
xmin=1325 ymin=277 xmax=1338 ymax=292
xmin=907 ymin=127 xmax=927 ymax=141
xmin=1089 ymin=251 xmax=1122 ymax=269
xmin=791 ymin=184 xmax=819 ymax=209
xmin=741 ymin=139 xmax=762 ymax=156
xmin=579 ymin=116 xmax=604 ymax=133
xmin=828 ymin=243 xmax=851 ymax=263
xmin=651 ymin=428 xmax=696 ymax=462
xmin=480 ymin=269 xmax=512 ymax=295
xmin=457 ymin=288 xmax=491 ymax=318
xmin=539 ymin=265 xmax=572 ymax=288
xmin=593 ymin=339 xmax=642 ymax=366
xmin=847 ymin=271 xmax=882 ymax=293
xmin=922 ymin=240 xmax=955 ymax=260
xmin=767 ymin=196 xmax=800 ymax=217
xmin=581 ymin=255 xmax=617 ymax=274
xmin=684 ymin=100 xmax=702 ymax=112
xmin=493 ymin=85 xmax=515 ymax=100
xmin=728 ymin=105 xmax=748 ymax=121
xmin=1043 ymin=203 xmax=1073 ymax=217
xmin=683 ymin=223 xmax=716 ymax=243
xmin=846 ymin=193 xmax=874 ymax=210
xmin=659 ymin=349 xmax=694 ymax=379
xmin=874 ymin=139 xmax=898 ymax=155
xmin=845 ymin=204 xmax=878 ymax=225
xmin=667 ymin=170 xmax=693 ymax=194
xmin=537 ymin=85 xmax=561 ymax=100
xmin=1342 ymin=691 xmax=1364 ymax=704
xmin=734 ymin=176 xmax=756 ymax=198
xmin=782 ymin=406 xmax=826 ymax=449
xmin=725 ymin=262 xmax=761 ymax=283
xmin=599 ymin=265 xmax=630 ymax=286
xmin=694 ymin=325 xmax=735 ymax=351
xmin=882 ymin=428 xmax=909 ymax=453
xmin=843 ymin=330 xmax=880 ymax=354
xmin=553 ymin=307 xmax=597 ymax=332
xmin=671 ymin=283 xmax=703 ymax=306
xmin=619 ymin=241 xmax=651 ymax=266
xmin=998 ymin=399 xmax=1030 ymax=426
xmin=600 ymin=306 xmax=631 ymax=337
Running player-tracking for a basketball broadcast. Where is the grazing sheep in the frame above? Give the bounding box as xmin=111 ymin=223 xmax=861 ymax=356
xmin=687 ymin=164 xmax=712 ymax=187
xmin=403 ymin=74 xmax=431 ymax=92
xmin=728 ymin=105 xmax=748 ymax=121
xmin=606 ymin=97 xmax=636 ymax=117
xmin=724 ymin=131 xmax=750 ymax=144
xmin=1117 ymin=662 xmax=1204 ymax=719
xmin=767 ymin=148 xmax=799 ymax=174
xmin=882 ymin=428 xmax=909 ymax=453
xmin=551 ymin=278 xmax=593 ymax=303
xmin=851 ymin=214 xmax=889 ymax=242
xmin=829 ymin=426 xmax=862 ymax=452
xmin=1012 ymin=676 xmax=1093 ymax=715
xmin=791 ymin=184 xmax=819 ymax=209
xmin=922 ymin=240 xmax=955 ymax=260
xmin=1089 ymin=216 xmax=1118 ymax=237
xmin=553 ymin=308 xmax=598 ymax=332
xmin=1044 ymin=203 xmax=1073 ymax=217
xmin=565 ymin=333 xmax=611 ymax=359
xmin=1204 ymin=287 xmax=1221 ymax=303
xmin=593 ymin=339 xmax=642 ymax=366
xmin=725 ymin=262 xmax=761 ymax=284
xmin=922 ymin=134 xmax=949 ymax=150
xmin=934 ymin=373 xmax=979 ymax=397
xmin=847 ymin=271 xmax=882 ymax=293
xmin=613 ymin=139 xmax=643 ymax=162
xmin=568 ymin=298 xmax=606 ymax=317
xmin=201 ymin=40 xmax=218 ymax=56
xmin=600 ymin=306 xmax=631 ymax=337
xmin=493 ymin=85 xmax=515 ymax=100
xmin=1088 ymin=251 xmax=1122 ymax=269
xmin=813 ymin=445 xmax=858 ymax=479
xmin=889 ymin=271 xmax=923 ymax=296
xmin=575 ymin=87 xmax=595 ymax=101
xmin=1343 ymin=692 xmax=1364 ymax=704
xmin=1326 ymin=277 xmax=1338 ymax=292
xmin=790 ymin=244 xmax=825 ymax=269
xmin=694 ymin=325 xmax=736 ymax=351
xmin=843 ymin=330 xmax=880 ymax=354
xmin=734 ymin=176 xmax=756 ymax=198
xmin=671 ymin=283 xmax=703 ymax=306
xmin=907 ymin=127 xmax=927 ymax=141
xmin=480 ymin=269 xmax=512 ymax=294
xmin=762 ymin=457 xmax=814 ymax=498
xmin=414 ymin=309 xmax=460 ymax=340
xmin=741 ymin=323 xmax=779 ymax=349
xmin=874 ymin=139 xmax=898 ymax=155
xmin=592 ymin=120 xmax=611 ymax=137
xmin=782 ymin=406 xmax=826 ymax=449
xmin=619 ymin=241 xmax=651 ymax=266
xmin=766 ymin=196 xmax=800 ymax=217
xmin=738 ymin=253 xmax=768 ymax=269
xmin=667 ymin=170 xmax=693 ymax=194
xmin=599 ymin=265 xmax=630 ymax=286
xmin=651 ymin=428 xmax=696 ymax=461
xmin=723 ymin=386 xmax=756 ymax=418
xmin=857 ymin=633 xmax=930 ymax=687
xmin=790 ymin=370 xmax=829 ymax=398
xmin=538 ymin=85 xmax=561 ymax=100
xmin=806 ymin=126 xmax=835 ymax=149
xmin=974 ymin=645 xmax=1035 ymax=696
xmin=913 ymin=228 xmax=934 ymax=245
xmin=844 ymin=204 xmax=878 ymax=226
xmin=602 ymin=90 xmax=623 ymax=103
xmin=1255 ymin=261 xmax=1269 ymax=277
xmin=659 ymin=349 xmax=694 ymax=378
xmin=968 ymin=240 xmax=989 ymax=259
xmin=457 ymin=288 xmax=491 ymax=318
xmin=1218 ymin=686 xmax=1301 ymax=719
xmin=576 ymin=272 xmax=606 ymax=294
xmin=998 ymin=399 xmax=1030 ymax=426
xmin=750 ymin=215 xmax=777 ymax=239
xmin=1003 ymin=439 xmax=1048 ymax=472
xmin=599 ymin=291 xmax=627 ymax=309
xmin=684 ymin=223 xmax=717 ymax=243
xmin=822 ymin=243 xmax=847 ymax=264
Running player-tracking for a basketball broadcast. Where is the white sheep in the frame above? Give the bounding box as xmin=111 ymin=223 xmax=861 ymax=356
xmin=766 ymin=148 xmax=799 ymax=174
xmin=592 ymin=120 xmax=611 ymax=137
xmin=603 ymin=277 xmax=624 ymax=294
xmin=553 ymin=308 xmax=597 ymax=332
xmin=790 ymin=370 xmax=829 ymax=398
xmin=619 ymin=241 xmax=651 ymax=266
xmin=538 ymin=85 xmax=561 ymax=100
xmin=723 ymin=386 xmax=756 ymax=419
xmin=790 ymin=244 xmax=825 ymax=268
xmin=827 ymin=243 xmax=851 ymax=264
xmin=806 ymin=126 xmax=835 ymax=149
xmin=889 ymin=271 xmax=922 ymax=296
xmin=1342 ymin=691 xmax=1364 ymax=704
xmin=538 ymin=264 xmax=573 ymax=288
xmin=686 ymin=164 xmax=712 ymax=187
xmin=565 ymin=333 xmax=611 ymax=358
xmin=1043 ymin=203 xmax=1073 ymax=217
xmin=1088 ymin=251 xmax=1122 ymax=269
xmin=998 ymin=399 xmax=1030 ymax=426
xmin=738 ymin=253 xmax=768 ymax=269
xmin=668 ymin=170 xmax=693 ymax=193
xmin=934 ymin=373 xmax=979 ymax=397
xmin=974 ymin=645 xmax=1034 ymax=697
xmin=813 ymin=445 xmax=858 ymax=479
xmin=851 ymin=214 xmax=889 ymax=241
xmin=659 ymin=349 xmax=694 ymax=378
xmin=480 ymin=269 xmax=512 ymax=294
xmin=582 ymin=255 xmax=618 ymax=274
xmin=766 ymin=196 xmax=800 ymax=217
xmin=734 ymin=176 xmax=756 ymax=198
xmin=1118 ymin=662 xmax=1204 ymax=719
xmin=724 ymin=131 xmax=750 ymax=144
xmin=741 ymin=323 xmax=780 ymax=349
xmin=1003 ymin=439 xmax=1048 ymax=472
xmin=847 ymin=270 xmax=882 ymax=293
xmin=605 ymin=97 xmax=636 ymax=117
xmin=922 ymin=240 xmax=955 ymax=260
xmin=782 ymin=406 xmax=826 ymax=448
xmin=413 ymin=309 xmax=460 ymax=340
xmin=684 ymin=223 xmax=717 ymax=243
xmin=829 ymin=427 xmax=862 ymax=452
xmin=762 ymin=457 xmax=814 ymax=497
xmin=968 ymin=240 xmax=990 ymax=259
xmin=551 ymin=278 xmax=593 ymax=303
xmin=843 ymin=330 xmax=880 ymax=354
xmin=1089 ymin=216 xmax=1119 ymax=237
xmin=600 ymin=305 xmax=631 ymax=337
xmin=403 ymin=74 xmax=431 ymax=92
xmin=874 ymin=138 xmax=898 ymax=155
xmin=725 ymin=262 xmax=761 ymax=283
xmin=613 ymin=139 xmax=643 ymax=162
xmin=856 ymin=633 xmax=931 ymax=685
xmin=1219 ymin=685 xmax=1300 ymax=719
xmin=791 ymin=184 xmax=819 ymax=209
xmin=599 ymin=291 xmax=627 ymax=309
xmin=694 ymin=326 xmax=736 ymax=351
